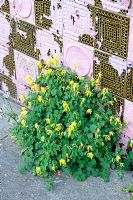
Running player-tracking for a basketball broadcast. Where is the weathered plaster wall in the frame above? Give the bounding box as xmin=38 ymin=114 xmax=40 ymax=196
xmin=0 ymin=0 xmax=133 ymax=143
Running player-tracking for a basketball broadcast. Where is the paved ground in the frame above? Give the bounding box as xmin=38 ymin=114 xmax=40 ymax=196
xmin=0 ymin=95 xmax=132 ymax=200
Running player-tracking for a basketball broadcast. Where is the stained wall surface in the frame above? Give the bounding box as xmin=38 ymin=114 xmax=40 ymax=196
xmin=0 ymin=0 xmax=133 ymax=143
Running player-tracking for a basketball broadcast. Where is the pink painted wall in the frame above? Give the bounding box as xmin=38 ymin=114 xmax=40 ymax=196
xmin=0 ymin=0 xmax=133 ymax=144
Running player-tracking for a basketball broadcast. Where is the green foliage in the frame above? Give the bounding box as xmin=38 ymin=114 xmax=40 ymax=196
xmin=122 ymin=184 xmax=133 ymax=200
xmin=11 ymin=64 xmax=133 ymax=189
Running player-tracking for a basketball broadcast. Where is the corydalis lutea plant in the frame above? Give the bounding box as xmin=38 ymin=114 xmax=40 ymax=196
xmin=11 ymin=58 xmax=133 ymax=190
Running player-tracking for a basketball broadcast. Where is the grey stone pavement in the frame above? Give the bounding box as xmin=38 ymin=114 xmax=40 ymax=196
xmin=0 ymin=95 xmax=133 ymax=200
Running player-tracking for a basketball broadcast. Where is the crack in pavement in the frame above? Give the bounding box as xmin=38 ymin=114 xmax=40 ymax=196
xmin=0 ymin=135 xmax=8 ymax=141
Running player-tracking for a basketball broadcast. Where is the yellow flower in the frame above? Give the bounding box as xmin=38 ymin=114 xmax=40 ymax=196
xmin=55 ymin=124 xmax=62 ymax=131
xmin=67 ymin=122 xmax=77 ymax=137
xmin=59 ymin=132 xmax=64 ymax=137
xmin=44 ymin=69 xmax=53 ymax=76
xmin=45 ymin=118 xmax=51 ymax=125
xmin=35 ymin=123 xmax=39 ymax=130
xmin=95 ymin=73 xmax=102 ymax=87
xmin=26 ymin=76 xmax=34 ymax=86
xmin=33 ymin=84 xmax=40 ymax=93
xmin=80 ymin=98 xmax=85 ymax=106
xmin=108 ymin=101 xmax=114 ymax=106
xmin=21 ymin=110 xmax=28 ymax=118
xmin=95 ymin=114 xmax=100 ymax=120
xmin=105 ymin=135 xmax=111 ymax=141
xmin=20 ymin=95 xmax=26 ymax=103
xmin=87 ymin=145 xmax=93 ymax=152
xmin=52 ymin=165 xmax=56 ymax=172
xmin=109 ymin=131 xmax=114 ymax=136
xmin=98 ymin=72 xmax=102 ymax=79
xmin=46 ymin=59 xmax=51 ymax=67
xmin=73 ymin=64 xmax=79 ymax=70
xmin=80 ymin=143 xmax=84 ymax=148
xmin=94 ymin=128 xmax=100 ymax=139
xmin=52 ymin=56 xmax=59 ymax=67
xmin=63 ymin=101 xmax=70 ymax=112
xmin=73 ymin=83 xmax=79 ymax=92
xmin=37 ymin=95 xmax=43 ymax=103
xmin=87 ymin=152 xmax=94 ymax=160
xmin=59 ymin=159 xmax=66 ymax=166
xmin=96 ymin=128 xmax=100 ymax=133
xmin=69 ymin=80 xmax=75 ymax=86
xmin=78 ymin=76 xmax=84 ymax=80
xmin=21 ymin=107 xmax=26 ymax=111
xmin=21 ymin=119 xmax=26 ymax=127
xmin=41 ymin=87 xmax=46 ymax=94
xmin=86 ymin=109 xmax=92 ymax=115
xmin=28 ymin=102 xmax=32 ymax=107
xmin=129 ymin=140 xmax=133 ymax=149
xmin=65 ymin=153 xmax=69 ymax=158
xmin=101 ymin=88 xmax=109 ymax=96
xmin=18 ymin=114 xmax=21 ymax=119
xmin=115 ymin=118 xmax=122 ymax=127
xmin=36 ymin=166 xmax=41 ymax=175
xmin=120 ymin=163 xmax=124 ymax=168
xmin=45 ymin=128 xmax=52 ymax=136
xmin=115 ymin=155 xmax=121 ymax=162
xmin=37 ymin=60 xmax=43 ymax=69
xmin=60 ymin=70 xmax=66 ymax=75
xmin=109 ymin=116 xmax=114 ymax=124
xmin=84 ymin=85 xmax=92 ymax=97
xmin=90 ymin=79 xmax=96 ymax=87
xmin=41 ymin=136 xmax=46 ymax=142
xmin=95 ymin=78 xmax=101 ymax=87
xmin=125 ymin=121 xmax=128 ymax=126
xmin=95 ymin=133 xmax=99 ymax=139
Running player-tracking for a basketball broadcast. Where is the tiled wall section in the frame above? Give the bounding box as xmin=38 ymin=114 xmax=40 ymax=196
xmin=0 ymin=0 xmax=133 ymax=142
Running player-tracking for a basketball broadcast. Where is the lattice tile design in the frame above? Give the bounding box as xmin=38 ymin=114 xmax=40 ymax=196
xmin=0 ymin=0 xmax=10 ymax=14
xmin=10 ymin=19 xmax=40 ymax=60
xmin=94 ymin=50 xmax=126 ymax=98
xmin=3 ymin=47 xmax=15 ymax=76
xmin=88 ymin=5 xmax=130 ymax=59
xmin=95 ymin=8 xmax=130 ymax=58
xmin=36 ymin=29 xmax=63 ymax=62
xmin=95 ymin=0 xmax=103 ymax=7
xmin=52 ymin=33 xmax=63 ymax=53
xmin=34 ymin=0 xmax=62 ymax=34
xmin=0 ymin=73 xmax=17 ymax=98
xmin=79 ymin=34 xmax=94 ymax=46
xmin=63 ymin=0 xmax=93 ymax=41
xmin=94 ymin=50 xmax=133 ymax=102
xmin=126 ymin=67 xmax=133 ymax=102
xmin=34 ymin=0 xmax=52 ymax=30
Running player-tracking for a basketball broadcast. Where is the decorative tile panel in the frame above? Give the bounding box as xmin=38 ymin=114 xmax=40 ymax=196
xmin=62 ymin=0 xmax=95 ymax=41
xmin=63 ymin=37 xmax=93 ymax=77
xmin=0 ymin=0 xmax=10 ymax=14
xmin=9 ymin=0 xmax=35 ymax=24
xmin=0 ymin=73 xmax=17 ymax=98
xmin=94 ymin=50 xmax=126 ymax=98
xmin=14 ymin=50 xmax=38 ymax=98
xmin=36 ymin=29 xmax=63 ymax=62
xmin=94 ymin=50 xmax=133 ymax=102
xmin=88 ymin=5 xmax=130 ymax=58
xmin=126 ymin=67 xmax=133 ymax=102
xmin=34 ymin=0 xmax=62 ymax=34
xmin=10 ymin=19 xmax=40 ymax=59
